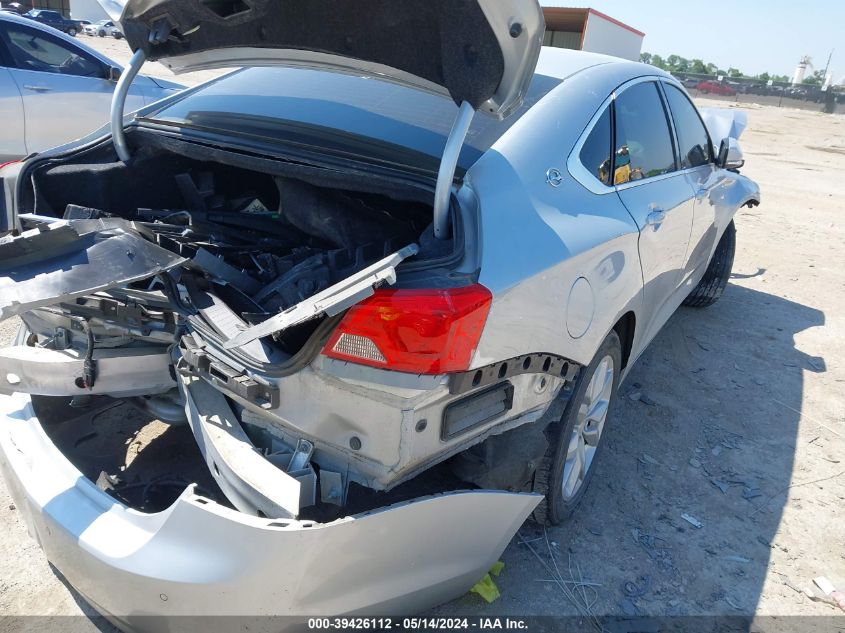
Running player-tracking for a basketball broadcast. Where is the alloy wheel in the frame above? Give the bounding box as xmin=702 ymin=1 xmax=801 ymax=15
xmin=561 ymin=355 xmax=614 ymax=500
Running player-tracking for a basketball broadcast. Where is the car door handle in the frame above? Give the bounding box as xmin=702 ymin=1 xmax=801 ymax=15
xmin=645 ymin=209 xmax=666 ymax=228
xmin=23 ymin=85 xmax=51 ymax=92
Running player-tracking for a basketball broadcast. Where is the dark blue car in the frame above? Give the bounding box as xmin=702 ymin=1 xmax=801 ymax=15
xmin=23 ymin=8 xmax=82 ymax=36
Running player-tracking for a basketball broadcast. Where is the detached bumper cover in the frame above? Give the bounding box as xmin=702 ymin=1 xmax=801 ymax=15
xmin=0 ymin=392 xmax=540 ymax=628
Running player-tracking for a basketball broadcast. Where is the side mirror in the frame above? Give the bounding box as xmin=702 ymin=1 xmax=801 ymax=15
xmin=108 ymin=66 xmax=122 ymax=82
xmin=717 ymin=137 xmax=744 ymax=170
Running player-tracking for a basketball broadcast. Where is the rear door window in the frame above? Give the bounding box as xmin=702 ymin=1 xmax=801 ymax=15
xmin=612 ymin=81 xmax=677 ymax=184
xmin=663 ymin=83 xmax=713 ymax=169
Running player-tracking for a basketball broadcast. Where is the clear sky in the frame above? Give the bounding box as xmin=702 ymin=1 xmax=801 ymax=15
xmin=540 ymin=1 xmax=842 ymax=81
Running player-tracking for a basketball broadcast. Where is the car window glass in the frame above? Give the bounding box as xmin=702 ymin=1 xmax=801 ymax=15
xmin=0 ymin=29 xmax=12 ymax=68
xmin=4 ymin=24 xmax=104 ymax=78
xmin=613 ymin=82 xmax=676 ymax=184
xmin=579 ymin=106 xmax=613 ymax=186
xmin=664 ymin=84 xmax=712 ymax=168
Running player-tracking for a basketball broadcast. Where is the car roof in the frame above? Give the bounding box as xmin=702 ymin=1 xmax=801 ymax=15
xmin=535 ymin=46 xmax=622 ymax=80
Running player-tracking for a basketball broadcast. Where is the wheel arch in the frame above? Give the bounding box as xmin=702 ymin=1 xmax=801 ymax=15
xmin=612 ymin=311 xmax=636 ymax=370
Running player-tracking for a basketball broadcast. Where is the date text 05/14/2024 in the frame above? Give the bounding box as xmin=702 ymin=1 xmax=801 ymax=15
xmin=307 ymin=618 xmax=530 ymax=630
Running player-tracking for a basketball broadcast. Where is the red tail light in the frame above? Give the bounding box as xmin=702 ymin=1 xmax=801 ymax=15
xmin=0 ymin=160 xmax=20 ymax=172
xmin=323 ymin=285 xmax=493 ymax=375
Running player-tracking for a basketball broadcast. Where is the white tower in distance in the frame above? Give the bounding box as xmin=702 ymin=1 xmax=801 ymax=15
xmin=792 ymin=55 xmax=813 ymax=86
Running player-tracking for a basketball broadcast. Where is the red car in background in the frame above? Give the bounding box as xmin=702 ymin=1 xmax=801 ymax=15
xmin=696 ymin=80 xmax=737 ymax=96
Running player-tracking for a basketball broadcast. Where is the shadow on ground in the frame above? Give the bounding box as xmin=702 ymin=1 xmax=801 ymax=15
xmin=441 ymin=282 xmax=826 ymax=619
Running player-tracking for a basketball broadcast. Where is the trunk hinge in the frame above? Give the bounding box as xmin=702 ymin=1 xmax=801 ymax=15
xmin=110 ymin=49 xmax=146 ymax=162
xmin=433 ymin=101 xmax=475 ymax=240
xmin=111 ymin=22 xmax=171 ymax=162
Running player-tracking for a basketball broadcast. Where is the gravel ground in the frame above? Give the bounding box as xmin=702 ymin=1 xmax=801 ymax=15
xmin=0 ymin=36 xmax=843 ymax=629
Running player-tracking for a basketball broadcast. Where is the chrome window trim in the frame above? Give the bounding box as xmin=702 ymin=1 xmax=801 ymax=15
xmin=569 ymin=75 xmax=713 ymax=195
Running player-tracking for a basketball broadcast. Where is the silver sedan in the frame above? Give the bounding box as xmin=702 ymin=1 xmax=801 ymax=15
xmin=0 ymin=0 xmax=760 ymax=624
xmin=0 ymin=11 xmax=182 ymax=162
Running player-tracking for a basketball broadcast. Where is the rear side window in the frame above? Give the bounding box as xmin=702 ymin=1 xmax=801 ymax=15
xmin=579 ymin=107 xmax=613 ymax=186
xmin=613 ymin=82 xmax=676 ymax=184
xmin=663 ymin=84 xmax=713 ymax=168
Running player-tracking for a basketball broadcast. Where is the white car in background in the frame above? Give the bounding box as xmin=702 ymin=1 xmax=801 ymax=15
xmin=0 ymin=11 xmax=183 ymax=162
xmin=83 ymin=19 xmax=115 ymax=37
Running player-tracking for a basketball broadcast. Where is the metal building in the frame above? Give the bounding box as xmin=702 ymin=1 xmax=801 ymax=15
xmin=543 ymin=7 xmax=645 ymax=61
xmin=68 ymin=0 xmax=108 ymax=21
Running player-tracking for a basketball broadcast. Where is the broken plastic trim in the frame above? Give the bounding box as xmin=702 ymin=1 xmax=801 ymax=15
xmin=0 ymin=222 xmax=186 ymax=321
xmin=222 ymin=243 xmax=419 ymax=350
xmin=434 ymin=101 xmax=475 ymax=240
xmin=180 ymin=374 xmax=308 ymax=519
xmin=0 ymin=390 xmax=542 ymax=616
xmin=0 ymin=345 xmax=175 ymax=398
xmin=112 ymin=48 xmax=147 ymax=162
xmin=449 ymin=353 xmax=581 ymax=395
xmin=178 ymin=334 xmax=280 ymax=408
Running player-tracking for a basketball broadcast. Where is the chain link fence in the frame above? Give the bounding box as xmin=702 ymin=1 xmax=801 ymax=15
xmin=671 ymin=72 xmax=844 ymax=114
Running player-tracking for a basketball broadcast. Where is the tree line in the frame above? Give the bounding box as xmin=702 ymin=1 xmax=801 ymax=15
xmin=639 ymin=53 xmax=826 ymax=85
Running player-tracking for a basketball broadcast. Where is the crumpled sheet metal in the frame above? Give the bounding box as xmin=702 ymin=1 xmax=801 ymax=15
xmin=699 ymin=107 xmax=748 ymax=144
xmin=0 ymin=345 xmax=175 ymax=397
xmin=0 ymin=391 xmax=541 ymax=626
xmin=0 ymin=222 xmax=185 ymax=321
xmin=180 ymin=374 xmax=304 ymax=519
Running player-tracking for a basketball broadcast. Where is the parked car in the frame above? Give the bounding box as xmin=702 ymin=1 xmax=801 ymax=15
xmin=696 ymin=79 xmax=737 ymax=96
xmin=0 ymin=2 xmax=23 ymax=14
xmin=0 ymin=0 xmax=760 ymax=623
xmin=83 ymin=19 xmax=115 ymax=36
xmin=0 ymin=11 xmax=183 ymax=162
xmin=107 ymin=23 xmax=123 ymax=39
xmin=22 ymin=8 xmax=83 ymax=36
xmin=678 ymin=76 xmax=700 ymax=89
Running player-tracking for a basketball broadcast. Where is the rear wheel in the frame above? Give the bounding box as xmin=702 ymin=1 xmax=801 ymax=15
xmin=532 ymin=331 xmax=621 ymax=525
xmin=67 ymin=27 xmax=77 ymax=36
xmin=683 ymin=220 xmax=736 ymax=308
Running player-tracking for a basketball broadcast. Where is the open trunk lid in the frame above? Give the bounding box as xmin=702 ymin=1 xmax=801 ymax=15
xmin=99 ymin=0 xmax=545 ymax=119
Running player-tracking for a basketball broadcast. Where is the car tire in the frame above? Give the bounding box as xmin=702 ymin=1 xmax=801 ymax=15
xmin=532 ymin=330 xmax=622 ymax=526
xmin=113 ymin=32 xmax=123 ymax=39
xmin=67 ymin=27 xmax=77 ymax=36
xmin=683 ymin=220 xmax=736 ymax=308
xmin=98 ymin=30 xmax=105 ymax=37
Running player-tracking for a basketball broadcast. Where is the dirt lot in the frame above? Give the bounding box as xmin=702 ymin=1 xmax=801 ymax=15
xmin=0 ymin=36 xmax=843 ymax=630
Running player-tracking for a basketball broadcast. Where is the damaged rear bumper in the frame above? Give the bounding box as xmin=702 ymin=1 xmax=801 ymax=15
xmin=0 ymin=392 xmax=540 ymax=628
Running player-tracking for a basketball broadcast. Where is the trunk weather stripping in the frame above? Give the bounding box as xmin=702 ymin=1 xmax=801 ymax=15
xmin=222 ymin=243 xmax=419 ymax=350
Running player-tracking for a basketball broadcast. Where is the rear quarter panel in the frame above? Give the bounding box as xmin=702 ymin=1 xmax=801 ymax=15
xmin=468 ymin=62 xmax=647 ymax=369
